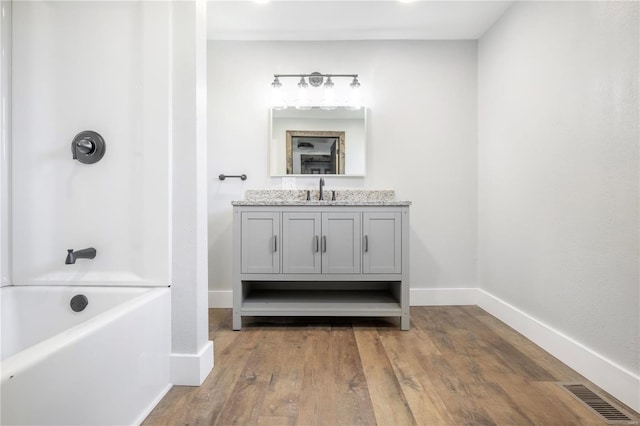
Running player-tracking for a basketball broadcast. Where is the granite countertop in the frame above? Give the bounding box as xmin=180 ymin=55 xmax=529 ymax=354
xmin=231 ymin=189 xmax=411 ymax=206
xmin=232 ymin=200 xmax=411 ymax=206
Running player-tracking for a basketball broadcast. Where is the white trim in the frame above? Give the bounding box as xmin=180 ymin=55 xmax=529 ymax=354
xmin=170 ymin=340 xmax=214 ymax=386
xmin=133 ymin=383 xmax=173 ymax=426
xmin=477 ymin=289 xmax=640 ymax=413
xmin=209 ymin=290 xmax=232 ymax=308
xmin=410 ymin=287 xmax=478 ymax=306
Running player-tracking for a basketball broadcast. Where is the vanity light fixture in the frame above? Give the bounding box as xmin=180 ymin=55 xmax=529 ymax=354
xmin=269 ymin=72 xmax=362 ymax=110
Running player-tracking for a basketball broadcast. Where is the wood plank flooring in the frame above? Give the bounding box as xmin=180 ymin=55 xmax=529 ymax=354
xmin=143 ymin=307 xmax=638 ymax=425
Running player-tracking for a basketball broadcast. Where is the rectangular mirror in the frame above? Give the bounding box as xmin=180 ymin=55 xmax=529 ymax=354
xmin=270 ymin=107 xmax=366 ymax=176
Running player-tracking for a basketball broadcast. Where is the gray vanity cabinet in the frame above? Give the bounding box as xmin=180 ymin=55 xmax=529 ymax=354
xmin=282 ymin=212 xmax=321 ymax=274
xmin=240 ymin=212 xmax=280 ymax=274
xmin=282 ymin=212 xmax=361 ymax=274
xmin=362 ymin=212 xmax=402 ymax=274
xmin=233 ymin=204 xmax=410 ymax=331
xmin=321 ymin=212 xmax=361 ymax=273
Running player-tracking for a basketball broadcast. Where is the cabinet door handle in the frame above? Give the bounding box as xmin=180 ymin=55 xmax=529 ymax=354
xmin=273 ymin=235 xmax=277 ymax=252
xmin=315 ymin=235 xmax=319 ymax=253
xmin=364 ymin=235 xmax=369 ymax=253
xmin=322 ymin=235 xmax=327 ymax=253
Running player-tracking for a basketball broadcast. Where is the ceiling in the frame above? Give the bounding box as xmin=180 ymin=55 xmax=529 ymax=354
xmin=207 ymin=1 xmax=513 ymax=41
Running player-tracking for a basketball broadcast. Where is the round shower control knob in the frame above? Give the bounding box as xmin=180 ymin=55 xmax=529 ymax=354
xmin=71 ymin=130 xmax=106 ymax=164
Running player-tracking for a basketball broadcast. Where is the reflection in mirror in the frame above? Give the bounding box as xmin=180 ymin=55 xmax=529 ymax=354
xmin=287 ymin=131 xmax=345 ymax=174
xmin=270 ymin=108 xmax=366 ymax=176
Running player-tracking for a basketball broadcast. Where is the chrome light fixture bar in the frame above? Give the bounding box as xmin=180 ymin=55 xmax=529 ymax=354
xmin=270 ymin=72 xmax=362 ymax=111
xmin=274 ymin=72 xmax=358 ymax=87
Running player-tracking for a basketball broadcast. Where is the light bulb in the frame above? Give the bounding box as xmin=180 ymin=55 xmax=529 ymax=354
xmin=295 ymin=77 xmax=311 ymax=110
xmin=347 ymin=77 xmax=362 ymax=111
xmin=271 ymin=77 xmax=286 ymax=110
xmin=321 ymin=77 xmax=336 ymax=111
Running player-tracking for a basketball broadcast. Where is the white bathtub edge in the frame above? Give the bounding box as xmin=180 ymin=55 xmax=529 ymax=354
xmin=170 ymin=340 xmax=214 ymax=386
xmin=133 ymin=382 xmax=173 ymax=426
xmin=0 ymin=287 xmax=168 ymax=382
xmin=1 ymin=286 xmax=171 ymax=425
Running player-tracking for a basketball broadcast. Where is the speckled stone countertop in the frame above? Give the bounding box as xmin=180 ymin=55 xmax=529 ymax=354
xmin=231 ymin=189 xmax=411 ymax=206
xmin=232 ymin=200 xmax=412 ymax=206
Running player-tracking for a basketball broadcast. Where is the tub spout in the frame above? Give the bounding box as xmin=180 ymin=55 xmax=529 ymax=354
xmin=65 ymin=247 xmax=96 ymax=265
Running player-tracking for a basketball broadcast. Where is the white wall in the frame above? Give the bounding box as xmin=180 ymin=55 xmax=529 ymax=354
xmin=170 ymin=0 xmax=213 ymax=386
xmin=0 ymin=0 xmax=11 ymax=288
xmin=12 ymin=1 xmax=171 ymax=287
xmin=11 ymin=0 xmax=212 ymax=386
xmin=479 ymin=0 xmax=639 ymax=407
xmin=208 ymin=41 xmax=478 ymax=303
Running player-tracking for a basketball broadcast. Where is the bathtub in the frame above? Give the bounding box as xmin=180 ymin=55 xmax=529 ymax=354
xmin=0 ymin=285 xmax=172 ymax=425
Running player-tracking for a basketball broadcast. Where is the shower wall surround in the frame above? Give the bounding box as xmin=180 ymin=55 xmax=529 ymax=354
xmin=11 ymin=1 xmax=171 ymax=287
xmin=5 ymin=0 xmax=212 ymax=388
xmin=0 ymin=0 xmax=11 ymax=288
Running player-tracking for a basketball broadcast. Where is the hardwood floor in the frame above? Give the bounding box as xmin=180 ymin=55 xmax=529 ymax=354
xmin=144 ymin=307 xmax=638 ymax=425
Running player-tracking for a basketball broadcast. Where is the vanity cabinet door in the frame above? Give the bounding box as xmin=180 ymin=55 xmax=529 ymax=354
xmin=363 ymin=212 xmax=402 ymax=274
xmin=282 ymin=212 xmax=322 ymax=274
xmin=321 ymin=212 xmax=361 ymax=274
xmin=241 ymin=212 xmax=280 ymax=274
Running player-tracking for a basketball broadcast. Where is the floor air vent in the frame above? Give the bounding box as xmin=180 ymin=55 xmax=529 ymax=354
xmin=558 ymin=383 xmax=637 ymax=424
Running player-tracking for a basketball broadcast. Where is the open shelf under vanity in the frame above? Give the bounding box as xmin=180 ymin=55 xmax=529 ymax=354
xmin=239 ymin=281 xmax=403 ymax=317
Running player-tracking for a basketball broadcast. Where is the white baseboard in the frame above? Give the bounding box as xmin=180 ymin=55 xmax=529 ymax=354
xmin=209 ymin=290 xmax=232 ymax=308
xmin=477 ymin=289 xmax=640 ymax=413
xmin=133 ymin=383 xmax=173 ymax=425
xmin=170 ymin=341 xmax=214 ymax=386
xmin=410 ymin=287 xmax=478 ymax=306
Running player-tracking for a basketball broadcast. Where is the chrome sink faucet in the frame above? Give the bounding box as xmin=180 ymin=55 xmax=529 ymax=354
xmin=319 ymin=178 xmax=325 ymax=200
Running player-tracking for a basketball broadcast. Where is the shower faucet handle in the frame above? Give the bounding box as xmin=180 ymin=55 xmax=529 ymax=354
xmin=71 ymin=131 xmax=106 ymax=164
xmin=74 ymin=138 xmax=95 ymax=155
